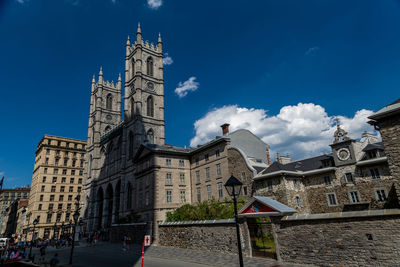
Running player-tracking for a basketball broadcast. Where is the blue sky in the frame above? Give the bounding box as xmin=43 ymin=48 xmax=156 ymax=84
xmin=0 ymin=0 xmax=399 ymax=188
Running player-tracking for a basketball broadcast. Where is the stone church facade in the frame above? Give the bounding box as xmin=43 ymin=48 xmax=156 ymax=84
xmin=82 ymin=26 xmax=271 ymax=241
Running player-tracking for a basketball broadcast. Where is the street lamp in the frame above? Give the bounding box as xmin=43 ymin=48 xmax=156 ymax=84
xmin=224 ymin=175 xmax=244 ymax=267
xmin=29 ymin=217 xmax=39 ymax=259
xmin=69 ymin=195 xmax=81 ymax=265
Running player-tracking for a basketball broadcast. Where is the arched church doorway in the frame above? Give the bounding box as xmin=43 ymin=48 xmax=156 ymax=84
xmin=96 ymin=187 xmax=104 ymax=230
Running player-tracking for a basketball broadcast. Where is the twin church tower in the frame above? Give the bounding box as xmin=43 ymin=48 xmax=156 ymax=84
xmin=83 ymin=25 xmax=166 ymax=230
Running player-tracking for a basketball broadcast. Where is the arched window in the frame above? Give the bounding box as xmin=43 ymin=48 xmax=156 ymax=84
xmin=129 ymin=131 xmax=134 ymax=159
xmin=130 ymin=98 xmax=135 ymax=118
xmin=127 ymin=182 xmax=132 ymax=209
xmin=106 ymin=94 xmax=112 ymax=110
xmin=147 ymin=96 xmax=154 ymax=117
xmin=146 ymin=57 xmax=153 ymax=76
xmin=147 ymin=129 xmax=154 ymax=144
xmin=131 ymin=58 xmax=135 ymax=77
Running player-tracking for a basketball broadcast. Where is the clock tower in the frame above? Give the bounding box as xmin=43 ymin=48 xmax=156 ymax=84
xmin=330 ymin=125 xmax=357 ymax=166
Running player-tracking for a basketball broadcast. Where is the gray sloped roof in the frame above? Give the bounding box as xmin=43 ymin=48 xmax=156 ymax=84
xmin=254 ymin=196 xmax=297 ymax=213
xmin=362 ymin=142 xmax=384 ymax=152
xmin=261 ymin=154 xmax=334 ymax=175
xmin=144 ymin=143 xmax=194 ymax=154
xmin=369 ymin=98 xmax=400 ymax=120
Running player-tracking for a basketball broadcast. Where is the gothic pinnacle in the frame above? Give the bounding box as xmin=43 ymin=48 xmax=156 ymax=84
xmin=126 ymin=35 xmax=130 ymax=46
xmin=99 ymin=66 xmax=103 ymax=76
xmin=158 ymin=32 xmax=162 ymax=43
xmin=118 ymin=73 xmax=122 ymax=82
xmin=137 ymin=22 xmax=141 ymax=34
xmin=92 ymin=75 xmax=95 ymax=83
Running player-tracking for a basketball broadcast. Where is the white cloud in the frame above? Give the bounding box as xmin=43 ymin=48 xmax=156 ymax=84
xmin=16 ymin=0 xmax=27 ymax=3
xmin=175 ymin=77 xmax=199 ymax=98
xmin=190 ymin=103 xmax=377 ymax=160
xmin=163 ymin=53 xmax=173 ymax=65
xmin=111 ymin=0 xmax=117 ymax=3
xmin=147 ymin=0 xmax=162 ymax=9
xmin=305 ymin=46 xmax=319 ymax=56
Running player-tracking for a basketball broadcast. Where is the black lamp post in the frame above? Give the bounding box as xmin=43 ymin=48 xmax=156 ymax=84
xmin=69 ymin=195 xmax=81 ymax=265
xmin=224 ymin=175 xmax=244 ymax=267
xmin=29 ymin=217 xmax=39 ymax=259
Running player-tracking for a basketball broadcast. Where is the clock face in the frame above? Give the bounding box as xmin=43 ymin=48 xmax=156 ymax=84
xmin=147 ymin=82 xmax=154 ymax=90
xmin=337 ymin=148 xmax=350 ymax=161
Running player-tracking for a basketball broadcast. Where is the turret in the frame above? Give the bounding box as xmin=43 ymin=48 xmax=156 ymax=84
xmin=157 ymin=33 xmax=162 ymax=52
xmin=126 ymin=36 xmax=131 ymax=54
xmin=136 ymin=23 xmax=142 ymax=43
xmin=91 ymin=75 xmax=96 ymax=92
xmin=98 ymin=67 xmax=103 ymax=84
xmin=117 ymin=73 xmax=122 ymax=90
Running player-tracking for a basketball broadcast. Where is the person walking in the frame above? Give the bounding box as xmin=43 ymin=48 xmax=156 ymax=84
xmin=122 ymin=235 xmax=127 ymax=251
xmin=49 ymin=253 xmax=59 ymax=267
xmin=39 ymin=245 xmax=46 ymax=263
xmin=126 ymin=236 xmax=131 ymax=251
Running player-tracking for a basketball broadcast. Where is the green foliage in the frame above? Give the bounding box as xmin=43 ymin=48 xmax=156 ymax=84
xmin=166 ymin=197 xmax=246 ymax=222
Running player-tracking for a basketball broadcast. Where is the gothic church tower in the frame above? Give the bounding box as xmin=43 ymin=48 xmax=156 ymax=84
xmin=124 ymin=24 xmax=165 ymax=159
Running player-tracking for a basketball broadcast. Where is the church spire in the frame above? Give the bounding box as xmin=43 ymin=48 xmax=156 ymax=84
xmin=136 ymin=22 xmax=142 ymax=42
xmin=98 ymin=67 xmax=103 ymax=84
xmin=126 ymin=35 xmax=130 ymax=46
xmin=157 ymin=32 xmax=162 ymax=52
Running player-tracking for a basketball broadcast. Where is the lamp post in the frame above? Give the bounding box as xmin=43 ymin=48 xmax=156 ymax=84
xmin=224 ymin=175 xmax=244 ymax=267
xmin=69 ymin=195 xmax=81 ymax=265
xmin=29 ymin=217 xmax=39 ymax=259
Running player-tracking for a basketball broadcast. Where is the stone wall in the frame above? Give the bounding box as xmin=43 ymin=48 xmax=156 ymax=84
xmin=270 ymin=209 xmax=400 ymax=266
xmin=159 ymin=219 xmax=251 ymax=256
xmin=378 ymin=114 xmax=400 ymax=179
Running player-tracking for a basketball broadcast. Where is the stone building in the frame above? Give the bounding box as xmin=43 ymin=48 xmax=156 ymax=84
xmin=26 ymin=135 xmax=86 ymax=239
xmin=0 ymin=186 xmax=30 ymax=237
xmin=82 ymin=26 xmax=271 ymax=242
xmin=253 ymin=125 xmax=393 ymax=214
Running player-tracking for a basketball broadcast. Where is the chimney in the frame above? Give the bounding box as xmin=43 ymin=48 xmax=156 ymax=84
xmin=266 ymin=148 xmax=271 ymax=165
xmin=220 ymin=123 xmax=230 ymax=136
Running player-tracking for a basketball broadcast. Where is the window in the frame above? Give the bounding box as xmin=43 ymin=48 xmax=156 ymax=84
xmin=295 ymin=196 xmax=302 ymax=208
xmin=195 ymin=158 xmax=199 ymax=166
xmin=180 ymin=190 xmax=186 ymax=203
xmin=68 ymin=195 xmax=72 ymax=201
xmin=56 ymin=149 xmax=60 ymax=155
xmin=46 ymin=149 xmax=50 ymax=155
xmin=166 ymin=190 xmax=172 ymax=203
xmin=52 ymin=177 xmax=57 ymax=183
xmin=44 ymin=168 xmax=47 ymax=174
xmin=55 ymin=158 xmax=59 ymax=166
xmin=50 ymin=195 xmax=55 ymax=201
xmin=48 ymin=203 xmax=54 ymax=210
xmin=267 ymin=180 xmax=273 ymax=191
xmin=70 ymin=178 xmax=75 ymax=184
xmin=166 ymin=173 xmax=172 ymax=185
xmin=196 ymin=171 xmax=200 ymax=183
xmin=58 ymin=203 xmax=63 ymax=210
xmin=216 ymin=164 xmax=221 ymax=176
xmin=60 ymin=186 xmax=65 ymax=192
xmin=349 ymin=191 xmax=360 ymax=203
xmin=41 ymin=186 xmax=45 ymax=192
xmin=207 ymin=185 xmax=212 ymax=200
xmin=67 ymin=203 xmax=72 ymax=210
xmin=324 ymin=175 xmax=332 ymax=186
xmin=65 ymin=213 xmax=70 ymax=221
xmin=216 ymin=149 xmax=220 ymax=158
xmin=293 ymin=180 xmax=300 ymax=190
xmin=327 ymin=193 xmax=337 ymax=206
xmin=69 ymin=186 xmax=74 ymax=192
xmin=127 ymin=183 xmax=132 ymax=209
xmin=79 ymin=170 xmax=83 ymax=176
xmin=80 ymin=160 xmax=84 ymax=167
xmin=59 ymin=195 xmax=64 ymax=201
xmin=38 ymin=204 xmax=42 ymax=210
xmin=56 ymin=213 xmax=61 ymax=222
xmin=62 ymin=169 xmax=67 ymax=175
xmin=179 ymin=173 xmax=185 ymax=184
xmin=77 ymin=187 xmax=81 ymax=192
xmin=106 ymin=94 xmax=113 ymax=110
xmin=218 ymin=183 xmax=223 ymax=198
xmin=345 ymin=173 xmax=354 ymax=183
xmin=375 ymin=189 xmax=387 ymax=202
xmin=64 ymin=159 xmax=68 ymax=166
xmin=81 ymin=153 xmax=84 ymax=157
xmin=42 ymin=177 xmax=46 ymax=183
xmin=241 ymin=172 xmax=246 ymax=180
xmin=72 ymin=160 xmax=76 ymax=167
xmin=78 ymin=178 xmax=82 ymax=184
xmin=39 ymin=195 xmax=44 ymax=201
xmin=51 ymin=186 xmax=56 ymax=192
xmin=65 ymin=151 xmax=68 ymax=156
xmin=147 ymin=96 xmax=154 ymax=117
xmin=146 ymin=57 xmax=153 ymax=76
xmin=46 ymin=213 xmax=52 ymax=223
xmin=197 ymin=188 xmax=201 ymax=202
xmin=147 ymin=129 xmax=154 ymax=144
xmin=205 ymin=167 xmax=210 ymax=180
xmin=54 ymin=169 xmax=58 ymax=174
xmin=45 ymin=157 xmax=49 ymax=164
xmin=166 ymin=158 xmax=171 ymax=166
xmin=368 ymin=150 xmax=377 ymax=159
xmin=179 ymin=159 xmax=184 ymax=167
xmin=243 ymin=186 xmax=248 ymax=196
xmin=71 ymin=170 xmax=75 ymax=175
xmin=205 ymin=154 xmax=209 ymax=161
xmin=61 ymin=177 xmax=66 ymax=183
xmin=370 ymin=168 xmax=381 ymax=179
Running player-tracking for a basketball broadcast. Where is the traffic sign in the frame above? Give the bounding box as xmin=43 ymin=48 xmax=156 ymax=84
xmin=144 ymin=235 xmax=151 ymax=246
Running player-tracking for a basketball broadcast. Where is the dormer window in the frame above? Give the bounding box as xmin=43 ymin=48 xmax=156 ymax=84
xmin=345 ymin=173 xmax=354 ymax=183
xmin=370 ymin=168 xmax=380 ymax=179
xmin=367 ymin=150 xmax=377 ymax=159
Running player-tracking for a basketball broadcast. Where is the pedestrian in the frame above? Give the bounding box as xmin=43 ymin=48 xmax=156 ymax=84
xmin=39 ymin=245 xmax=46 ymax=262
xmin=94 ymin=234 xmax=98 ymax=246
xmin=126 ymin=236 xmax=131 ymax=251
xmin=122 ymin=235 xmax=127 ymax=251
xmin=49 ymin=253 xmax=60 ymax=267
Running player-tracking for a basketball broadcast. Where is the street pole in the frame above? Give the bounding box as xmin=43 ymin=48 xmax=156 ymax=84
xmin=233 ymin=195 xmax=244 ymax=267
xmin=29 ymin=225 xmax=35 ymax=259
xmin=69 ymin=220 xmax=77 ymax=265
